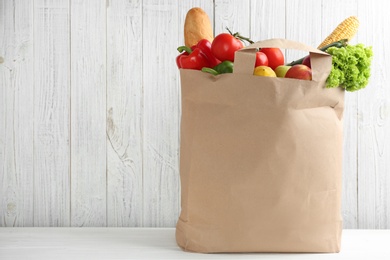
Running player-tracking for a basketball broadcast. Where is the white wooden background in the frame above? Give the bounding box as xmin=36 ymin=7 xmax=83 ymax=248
xmin=0 ymin=0 xmax=389 ymax=228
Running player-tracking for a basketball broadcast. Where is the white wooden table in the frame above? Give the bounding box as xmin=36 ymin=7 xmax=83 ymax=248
xmin=0 ymin=228 xmax=389 ymax=259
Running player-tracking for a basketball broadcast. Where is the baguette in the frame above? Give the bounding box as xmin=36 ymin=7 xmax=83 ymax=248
xmin=184 ymin=7 xmax=213 ymax=47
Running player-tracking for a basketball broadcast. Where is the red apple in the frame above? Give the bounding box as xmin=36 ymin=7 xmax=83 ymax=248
xmin=285 ymin=64 xmax=312 ymax=80
xmin=302 ymin=55 xmax=311 ymax=68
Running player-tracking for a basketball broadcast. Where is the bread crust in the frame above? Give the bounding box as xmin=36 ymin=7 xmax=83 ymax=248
xmin=184 ymin=7 xmax=213 ymax=47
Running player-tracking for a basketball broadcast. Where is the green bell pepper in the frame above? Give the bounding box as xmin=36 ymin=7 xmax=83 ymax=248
xmin=201 ymin=61 xmax=234 ymax=76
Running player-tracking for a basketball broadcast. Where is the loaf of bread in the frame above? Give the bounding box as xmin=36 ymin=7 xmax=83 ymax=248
xmin=184 ymin=7 xmax=213 ymax=47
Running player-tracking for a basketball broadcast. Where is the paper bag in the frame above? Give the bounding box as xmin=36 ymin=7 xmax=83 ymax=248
xmin=176 ymin=39 xmax=344 ymax=253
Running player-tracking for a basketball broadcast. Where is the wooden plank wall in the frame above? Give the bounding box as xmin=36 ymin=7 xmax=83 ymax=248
xmin=1 ymin=0 xmax=389 ymax=228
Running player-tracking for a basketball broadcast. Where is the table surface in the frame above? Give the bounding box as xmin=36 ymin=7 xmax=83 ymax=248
xmin=0 ymin=228 xmax=389 ymax=259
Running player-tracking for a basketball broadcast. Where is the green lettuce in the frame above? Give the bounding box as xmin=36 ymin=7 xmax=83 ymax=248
xmin=326 ymin=44 xmax=373 ymax=92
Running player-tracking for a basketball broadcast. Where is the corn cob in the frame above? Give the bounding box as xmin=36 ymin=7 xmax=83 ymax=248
xmin=318 ymin=16 xmax=359 ymax=49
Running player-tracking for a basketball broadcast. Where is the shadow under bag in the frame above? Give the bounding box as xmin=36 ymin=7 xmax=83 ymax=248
xmin=176 ymin=39 xmax=344 ymax=253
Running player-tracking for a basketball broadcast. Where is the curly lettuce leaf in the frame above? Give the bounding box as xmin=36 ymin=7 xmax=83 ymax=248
xmin=326 ymin=44 xmax=373 ymax=92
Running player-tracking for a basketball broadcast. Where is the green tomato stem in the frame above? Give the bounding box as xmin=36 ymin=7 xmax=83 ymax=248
xmin=226 ymin=27 xmax=254 ymax=45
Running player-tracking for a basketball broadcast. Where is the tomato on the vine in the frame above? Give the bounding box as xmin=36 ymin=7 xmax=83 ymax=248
xmin=259 ymin=48 xmax=284 ymax=70
xmin=211 ymin=33 xmax=244 ymax=62
xmin=255 ymin=52 xmax=268 ymax=67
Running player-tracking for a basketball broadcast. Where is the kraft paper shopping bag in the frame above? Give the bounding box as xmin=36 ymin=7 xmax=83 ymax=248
xmin=176 ymin=39 xmax=344 ymax=253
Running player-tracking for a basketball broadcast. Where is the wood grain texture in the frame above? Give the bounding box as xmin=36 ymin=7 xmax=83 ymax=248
xmin=321 ymin=0 xmax=359 ymax=229
xmin=357 ymin=0 xmax=390 ymax=229
xmin=214 ymin=0 xmax=250 ymax=37
xmin=106 ymin=0 xmax=143 ymax=227
xmin=250 ymin=0 xmax=285 ymax=41
xmin=285 ymin=0 xmax=322 ymax=64
xmin=70 ymin=0 xmax=107 ymax=227
xmin=33 ymin=0 xmax=71 ymax=227
xmin=142 ymin=0 xmax=180 ymax=227
xmin=0 ymin=0 xmax=34 ymax=227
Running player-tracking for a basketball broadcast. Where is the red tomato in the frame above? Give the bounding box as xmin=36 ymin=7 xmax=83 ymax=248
xmin=255 ymin=52 xmax=268 ymax=67
xmin=211 ymin=33 xmax=244 ymax=62
xmin=259 ymin=48 xmax=284 ymax=70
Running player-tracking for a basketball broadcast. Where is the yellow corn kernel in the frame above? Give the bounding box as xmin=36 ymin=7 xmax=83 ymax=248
xmin=318 ymin=16 xmax=359 ymax=49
